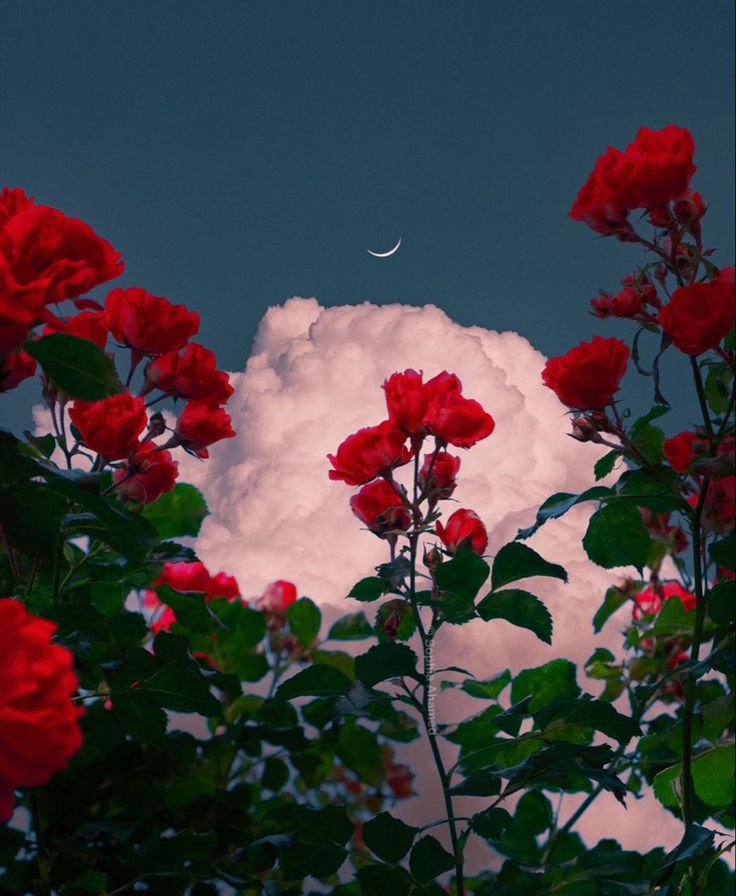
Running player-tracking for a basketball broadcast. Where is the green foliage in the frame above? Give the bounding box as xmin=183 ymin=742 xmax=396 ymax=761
xmin=328 ymin=611 xmax=373 ymax=640
xmin=490 ymin=542 xmax=567 ymax=590
xmin=583 ymin=503 xmax=652 ymax=569
xmin=286 ymin=596 xmax=321 ymax=646
xmin=409 ymin=835 xmax=455 ymax=884
xmin=142 ymin=483 xmax=208 ymax=538
xmin=361 ymin=811 xmax=418 ymax=863
xmin=476 ymin=589 xmax=553 ymax=644
xmin=25 ymin=333 xmax=124 ymax=400
xmin=355 ymin=641 xmax=421 ymax=686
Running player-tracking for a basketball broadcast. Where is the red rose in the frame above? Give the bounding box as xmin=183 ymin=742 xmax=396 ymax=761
xmin=174 ymin=400 xmax=236 ymax=458
xmin=350 ymin=479 xmax=411 ymax=537
xmin=692 ymin=475 xmax=736 ymax=534
xmin=155 ymin=562 xmax=241 ymax=601
xmin=328 ymin=421 xmax=411 ymax=486
xmin=0 ymin=188 xmax=123 ymax=305
xmin=384 ymin=758 xmax=415 ymax=800
xmin=617 ymin=126 xmax=696 ymax=210
xmin=424 ymin=388 xmax=495 ymax=448
xmin=43 ymin=310 xmax=109 ymax=348
xmin=0 ymin=599 xmax=83 ymax=821
xmin=542 ymin=336 xmax=629 ymax=410
xmin=209 ymin=572 xmax=241 ymax=601
xmin=591 ymin=286 xmax=648 ymax=320
xmin=145 ymin=343 xmax=233 ymax=404
xmin=419 ymin=451 xmax=461 ymax=498
xmin=105 ymin=287 xmax=200 ymax=356
xmin=383 ymin=369 xmax=430 ymax=434
xmin=257 ymin=580 xmax=298 ymax=614
xmin=0 ymin=348 xmax=36 ymax=392
xmin=68 ymin=392 xmax=147 ymax=459
xmin=663 ymin=431 xmax=703 ymax=473
xmin=436 ymin=508 xmax=488 ymax=556
xmin=113 ymin=441 xmax=178 ymax=504
xmin=659 ymin=272 xmax=735 ymax=356
xmin=632 ymin=581 xmax=696 ymax=621
xmin=570 ymin=126 xmax=696 ymax=235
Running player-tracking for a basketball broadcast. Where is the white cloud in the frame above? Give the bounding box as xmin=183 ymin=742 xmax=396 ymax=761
xmin=174 ymin=296 xmax=689 ymax=872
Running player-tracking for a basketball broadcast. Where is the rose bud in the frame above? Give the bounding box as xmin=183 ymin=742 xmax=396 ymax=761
xmin=350 ymin=479 xmax=410 ymax=538
xmin=68 ymin=392 xmax=147 ymax=459
xmin=418 ymin=451 xmax=461 ymax=498
xmin=257 ymin=580 xmax=298 ymax=616
xmin=436 ymin=508 xmax=488 ymax=556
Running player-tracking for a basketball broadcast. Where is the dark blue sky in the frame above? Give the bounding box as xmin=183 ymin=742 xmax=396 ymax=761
xmin=2 ymin=0 xmax=734 ymax=428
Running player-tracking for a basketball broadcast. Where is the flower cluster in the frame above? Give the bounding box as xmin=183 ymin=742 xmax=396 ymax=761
xmin=0 ymin=187 xmax=236 ymax=502
xmin=0 ymin=599 xmax=83 ymax=821
xmin=545 ymin=126 xmax=734 ymax=480
xmin=329 ymin=369 xmax=494 ymax=558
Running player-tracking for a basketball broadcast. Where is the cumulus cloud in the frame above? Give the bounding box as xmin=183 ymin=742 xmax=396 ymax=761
xmin=170 ymin=296 xmax=686 ymax=870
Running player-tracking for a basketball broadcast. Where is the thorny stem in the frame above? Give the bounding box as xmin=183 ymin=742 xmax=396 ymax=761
xmin=404 ymin=449 xmax=465 ymax=895
xmin=690 ymin=357 xmax=716 ymax=447
xmin=30 ymin=790 xmax=51 ymax=896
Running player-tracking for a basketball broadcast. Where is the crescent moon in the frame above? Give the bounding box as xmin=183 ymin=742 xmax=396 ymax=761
xmin=367 ymin=237 xmax=401 ymax=258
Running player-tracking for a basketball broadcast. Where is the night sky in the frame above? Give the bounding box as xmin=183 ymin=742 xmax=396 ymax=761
xmin=1 ymin=0 xmax=734 ymax=429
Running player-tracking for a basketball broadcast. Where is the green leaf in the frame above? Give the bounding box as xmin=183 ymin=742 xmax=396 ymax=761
xmin=0 ymin=485 xmax=68 ymax=554
xmin=629 ymin=423 xmax=665 ymax=464
xmin=449 ymin=769 xmax=502 ymax=797
xmin=356 ymin=865 xmax=411 ymax=896
xmin=409 ymin=836 xmax=455 ymax=885
xmin=327 ymin=611 xmax=372 ymax=640
xmin=491 ymin=542 xmax=567 ymax=591
xmin=692 ymin=746 xmax=736 ymax=807
xmin=263 ymin=756 xmax=290 ymax=791
xmin=517 ymin=486 xmax=613 ymax=540
xmin=156 ymin=585 xmax=215 ymax=634
xmin=143 ymin=661 xmax=222 ymax=717
xmin=705 ymin=363 xmax=733 ymax=415
xmin=459 ymin=669 xmax=511 ymax=700
xmin=286 ymin=597 xmax=321 ymax=646
xmin=652 ymin=825 xmax=716 ymax=885
xmin=540 ymin=696 xmax=641 ymax=744
xmin=511 ymin=659 xmax=580 ymax=712
xmin=348 ymin=576 xmax=384 ymax=601
xmin=355 ymin=642 xmax=420 ymax=687
xmin=362 ymin=811 xmax=418 ymax=863
xmin=708 ymin=580 xmax=736 ymax=626
xmin=583 ymin=503 xmax=652 ymax=569
xmin=710 ymin=531 xmax=735 ymax=570
xmin=67 ymin=870 xmax=109 ymax=893
xmin=653 ymin=763 xmax=682 ymax=808
xmin=476 ymin=589 xmax=552 ymax=644
xmin=111 ymin=692 xmax=167 ymax=744
xmin=23 ymin=430 xmax=56 ymax=458
xmin=25 ymin=333 xmax=124 ymax=400
xmin=515 ymin=790 xmax=553 ymax=835
xmin=592 ymin=586 xmax=629 ymax=633
xmin=470 ymin=807 xmax=512 ymax=841
xmin=336 ymin=724 xmax=383 ymax=786
xmin=435 ymin=549 xmax=490 ymax=601
xmin=275 ymin=664 xmax=353 ymax=700
xmin=142 ymin=483 xmax=208 ymax=538
xmin=593 ymin=450 xmax=618 ymax=481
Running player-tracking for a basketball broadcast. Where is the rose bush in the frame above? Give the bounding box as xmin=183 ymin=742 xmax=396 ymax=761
xmin=0 ymin=123 xmax=734 ymax=896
